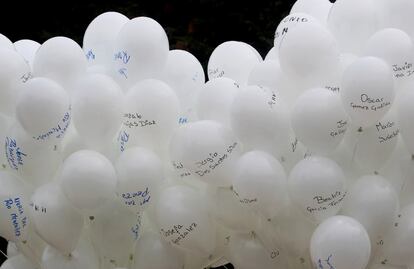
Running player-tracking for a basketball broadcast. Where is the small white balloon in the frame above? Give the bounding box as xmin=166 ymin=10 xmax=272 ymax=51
xmin=274 ymin=13 xmax=317 ymax=49
xmin=310 ymin=215 xmax=371 ymax=269
xmin=14 ymin=39 xmax=40 ymax=70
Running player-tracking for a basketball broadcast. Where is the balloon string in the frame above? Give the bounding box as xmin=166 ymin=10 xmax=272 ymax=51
xmin=0 ymin=248 xmax=8 ymax=259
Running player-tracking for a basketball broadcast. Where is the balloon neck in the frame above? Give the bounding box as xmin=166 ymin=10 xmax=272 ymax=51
xmin=89 ymin=215 xmax=95 ymax=221
xmin=357 ymin=127 xmax=363 ymax=133
xmin=374 ymin=171 xmax=379 ymax=175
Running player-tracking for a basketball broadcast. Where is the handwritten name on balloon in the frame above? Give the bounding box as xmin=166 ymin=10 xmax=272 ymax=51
xmin=5 ymin=137 xmax=27 ymax=171
xmin=121 ymin=187 xmax=151 ymax=207
xmin=3 ymin=197 xmax=28 ymax=237
xmin=160 ymin=223 xmax=198 ymax=246
xmin=193 ymin=142 xmax=238 ymax=177
xmin=307 ymin=191 xmax=347 ymax=214
xmin=33 ymin=109 xmax=71 ymax=141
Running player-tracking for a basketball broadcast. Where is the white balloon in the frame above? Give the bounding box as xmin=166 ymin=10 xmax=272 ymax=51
xmin=41 ymin=237 xmax=99 ymax=269
xmin=364 ymin=28 xmax=414 ymax=82
xmin=378 ymin=0 xmax=414 ymax=40
xmin=274 ymin=13 xmax=317 ymax=49
xmin=72 ymin=73 xmax=123 ymax=146
xmin=6 ymin=241 xmax=19 ymax=257
xmin=341 ymin=56 xmax=395 ymax=128
xmin=397 ymin=85 xmax=414 ymax=154
xmin=381 ymin=204 xmax=414 ymax=267
xmin=290 ymin=0 xmax=332 ymax=25
xmin=161 ymin=49 xmax=205 ymax=123
xmin=169 ymin=120 xmax=241 ymax=186
xmin=196 ymin=77 xmax=239 ymax=126
xmin=342 ymin=175 xmax=399 ymax=246
xmin=33 ymin=37 xmax=87 ymax=89
xmin=0 ymin=48 xmax=31 ymax=116
xmin=232 ymin=150 xmax=288 ymax=219
xmin=207 ymin=41 xmax=262 ymax=85
xmin=116 ymin=147 xmax=164 ymax=212
xmin=228 ymin=232 xmax=286 ymax=269
xmin=14 ymin=39 xmax=40 ymax=70
xmin=133 ymin=231 xmax=185 ymax=269
xmin=30 ymin=182 xmax=83 ymax=254
xmin=113 ymin=17 xmax=169 ymax=88
xmin=0 ymin=34 xmax=14 ymax=50
xmin=328 ymin=0 xmax=379 ymax=53
xmin=0 ymin=172 xmax=30 ymax=242
xmin=310 ymin=215 xmax=371 ymax=269
xmin=264 ymin=47 xmax=278 ymax=62
xmin=279 ymin=20 xmax=340 ymax=86
xmin=0 ymin=254 xmax=36 ymax=269
xmin=230 ymin=85 xmax=289 ymax=156
xmin=288 ymin=156 xmax=347 ymax=222
xmin=16 ymin=77 xmax=71 ymax=142
xmin=248 ymin=60 xmax=283 ymax=93
xmin=83 ymin=12 xmax=129 ymax=66
xmin=291 ymin=87 xmax=348 ymax=154
xmin=155 ymin=185 xmax=216 ymax=255
xmin=60 ymin=150 xmax=117 ymax=211
xmin=90 ymin=198 xmax=141 ymax=265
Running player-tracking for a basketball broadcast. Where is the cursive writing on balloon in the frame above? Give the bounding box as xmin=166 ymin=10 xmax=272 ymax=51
xmin=33 ymin=109 xmax=71 ymax=141
xmin=160 ymin=223 xmax=198 ymax=246
xmin=121 ymin=187 xmax=151 ymax=208
xmin=193 ymin=142 xmax=238 ymax=177
xmin=3 ymin=197 xmax=28 ymax=238
xmin=5 ymin=137 xmax=27 ymax=171
xmin=307 ymin=191 xmax=347 ymax=214
xmin=393 ymin=62 xmax=413 ymax=79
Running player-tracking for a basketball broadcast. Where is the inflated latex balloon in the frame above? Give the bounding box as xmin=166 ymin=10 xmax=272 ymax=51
xmin=288 ymin=156 xmax=347 ymax=222
xmin=14 ymin=39 xmax=40 ymax=69
xmin=342 ymin=175 xmax=399 ymax=245
xmin=209 ymin=187 xmax=256 ymax=232
xmin=60 ymin=150 xmax=117 ymax=211
xmin=71 ymin=73 xmax=123 ymax=146
xmin=232 ymin=150 xmax=288 ymax=219
xmin=364 ymin=28 xmax=414 ymax=81
xmin=230 ymin=85 xmax=289 ymax=156
xmin=290 ymin=0 xmax=332 ymax=25
xmin=0 ymin=254 xmax=37 ymax=269
xmin=247 ymin=60 xmax=286 ymax=94
xmin=90 ymin=198 xmax=141 ymax=265
xmin=196 ymin=77 xmax=239 ymax=126
xmin=155 ymin=185 xmax=216 ymax=255
xmin=353 ymin=109 xmax=400 ymax=172
xmin=122 ymin=79 xmax=180 ymax=152
xmin=310 ymin=215 xmax=371 ymax=269
xmin=378 ymin=0 xmax=414 ymax=39
xmin=0 ymin=48 xmax=31 ymax=116
xmin=207 ymin=41 xmax=262 ymax=85
xmin=228 ymin=232 xmax=286 ymax=269
xmin=5 ymin=123 xmax=62 ymax=187
xmin=274 ymin=13 xmax=317 ymax=49
xmin=41 ymin=237 xmax=99 ymax=269
xmin=133 ymin=231 xmax=185 ymax=269
xmin=397 ymin=85 xmax=414 ymax=154
xmin=16 ymin=77 xmax=71 ymax=142
xmin=83 ymin=12 xmax=129 ymax=66
xmin=341 ymin=56 xmax=395 ymax=128
xmin=291 ymin=88 xmax=348 ymax=154
xmin=279 ymin=20 xmax=340 ymax=86
xmin=0 ymin=172 xmax=30 ymax=242
xmin=33 ymin=37 xmax=87 ymax=89
xmin=0 ymin=33 xmax=14 ymax=50
xmin=169 ymin=120 xmax=241 ymax=186
xmin=113 ymin=17 xmax=169 ymax=87
xmin=116 ymin=147 xmax=164 ymax=212
xmin=328 ymin=0 xmax=378 ymax=53
xmin=30 ymin=182 xmax=84 ymax=254
xmin=161 ymin=49 xmax=205 ymax=123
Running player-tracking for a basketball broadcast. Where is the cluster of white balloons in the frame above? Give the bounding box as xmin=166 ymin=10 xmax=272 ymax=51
xmin=1 ymin=0 xmax=414 ymax=268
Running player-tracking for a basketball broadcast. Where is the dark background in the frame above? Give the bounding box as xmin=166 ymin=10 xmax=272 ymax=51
xmin=0 ymin=0 xmax=295 ymax=267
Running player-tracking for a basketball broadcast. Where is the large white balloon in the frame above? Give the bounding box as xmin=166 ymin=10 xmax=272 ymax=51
xmin=33 ymin=37 xmax=87 ymax=89
xmin=196 ymin=77 xmax=239 ymax=126
xmin=113 ymin=17 xmax=169 ymax=88
xmin=155 ymin=185 xmax=216 ymax=255
xmin=116 ymin=147 xmax=164 ymax=213
xmin=290 ymin=0 xmax=332 ymax=25
xmin=30 ymin=182 xmax=84 ymax=254
xmin=342 ymin=175 xmax=399 ymax=246
xmin=274 ymin=13 xmax=317 ymax=49
xmin=288 ymin=156 xmax=347 ymax=222
xmin=341 ymin=56 xmax=395 ymax=128
xmin=16 ymin=77 xmax=71 ymax=142
xmin=83 ymin=12 xmax=129 ymax=66
xmin=169 ymin=120 xmax=241 ymax=186
xmin=291 ymin=88 xmax=348 ymax=154
xmin=0 ymin=48 xmax=31 ymax=116
xmin=14 ymin=39 xmax=41 ymax=70
xmin=310 ymin=215 xmax=371 ymax=269
xmin=207 ymin=41 xmax=262 ymax=85
xmin=230 ymin=85 xmax=289 ymax=156
xmin=133 ymin=231 xmax=185 ymax=269
xmin=72 ymin=73 xmax=123 ymax=147
xmin=0 ymin=172 xmax=30 ymax=242
xmin=60 ymin=150 xmax=117 ymax=211
xmin=232 ymin=150 xmax=288 ymax=219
